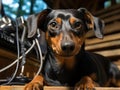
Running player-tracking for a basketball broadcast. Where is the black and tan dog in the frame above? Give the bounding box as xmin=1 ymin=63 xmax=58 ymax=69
xmin=25 ymin=8 xmax=120 ymax=90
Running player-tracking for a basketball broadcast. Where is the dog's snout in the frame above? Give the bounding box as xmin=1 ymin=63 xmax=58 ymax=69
xmin=61 ymin=42 xmax=75 ymax=52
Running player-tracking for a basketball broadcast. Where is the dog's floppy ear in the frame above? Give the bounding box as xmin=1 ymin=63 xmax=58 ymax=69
xmin=26 ymin=9 xmax=51 ymax=55
xmin=37 ymin=9 xmax=51 ymax=32
xmin=93 ymin=16 xmax=104 ymax=39
xmin=77 ymin=8 xmax=104 ymax=39
xmin=27 ymin=9 xmax=51 ymax=38
xmin=27 ymin=14 xmax=37 ymax=38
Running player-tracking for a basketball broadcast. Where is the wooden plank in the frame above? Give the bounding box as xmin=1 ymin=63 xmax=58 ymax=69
xmin=94 ymin=49 xmax=120 ymax=57
xmin=99 ymin=9 xmax=120 ymax=19
xmin=44 ymin=86 xmax=120 ymax=90
xmin=86 ymin=40 xmax=120 ymax=50
xmin=0 ymin=48 xmax=16 ymax=59
xmin=44 ymin=86 xmax=73 ymax=90
xmin=94 ymin=87 xmax=120 ymax=90
xmin=0 ymin=86 xmax=120 ymax=90
xmin=104 ymin=14 xmax=120 ymax=23
xmin=0 ymin=86 xmax=24 ymax=90
xmin=95 ymin=4 xmax=120 ymax=18
xmin=86 ymin=33 xmax=120 ymax=45
xmin=104 ymin=21 xmax=120 ymax=34
xmin=86 ymin=21 xmax=120 ymax=38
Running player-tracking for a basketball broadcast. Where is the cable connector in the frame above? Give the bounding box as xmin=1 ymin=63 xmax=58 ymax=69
xmin=16 ymin=16 xmax=25 ymax=27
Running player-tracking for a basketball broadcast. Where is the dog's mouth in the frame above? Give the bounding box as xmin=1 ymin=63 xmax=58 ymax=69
xmin=54 ymin=49 xmax=80 ymax=57
xmin=58 ymin=53 xmax=75 ymax=57
xmin=55 ymin=52 xmax=75 ymax=58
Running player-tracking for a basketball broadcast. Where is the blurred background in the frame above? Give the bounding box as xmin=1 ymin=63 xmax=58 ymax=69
xmin=2 ymin=0 xmax=120 ymax=19
xmin=2 ymin=0 xmax=47 ymax=19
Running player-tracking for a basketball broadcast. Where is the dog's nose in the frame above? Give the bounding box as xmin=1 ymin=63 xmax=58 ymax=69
xmin=61 ymin=42 xmax=75 ymax=52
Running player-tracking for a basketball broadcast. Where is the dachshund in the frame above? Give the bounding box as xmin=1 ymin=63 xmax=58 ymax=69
xmin=24 ymin=8 xmax=120 ymax=90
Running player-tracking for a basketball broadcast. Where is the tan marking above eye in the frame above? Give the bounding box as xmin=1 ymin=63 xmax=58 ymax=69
xmin=55 ymin=18 xmax=62 ymax=25
xmin=69 ymin=17 xmax=76 ymax=24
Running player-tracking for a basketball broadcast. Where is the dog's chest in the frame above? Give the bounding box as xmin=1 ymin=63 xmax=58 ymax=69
xmin=43 ymin=52 xmax=99 ymax=86
xmin=55 ymin=56 xmax=76 ymax=70
xmin=44 ymin=57 xmax=84 ymax=85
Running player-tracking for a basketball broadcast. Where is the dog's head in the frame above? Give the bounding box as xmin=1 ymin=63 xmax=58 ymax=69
xmin=27 ymin=8 xmax=104 ymax=57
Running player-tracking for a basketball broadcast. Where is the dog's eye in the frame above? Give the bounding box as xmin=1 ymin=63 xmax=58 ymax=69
xmin=49 ymin=22 xmax=59 ymax=30
xmin=50 ymin=22 xmax=57 ymax=27
xmin=73 ymin=21 xmax=82 ymax=29
xmin=48 ymin=22 xmax=60 ymax=37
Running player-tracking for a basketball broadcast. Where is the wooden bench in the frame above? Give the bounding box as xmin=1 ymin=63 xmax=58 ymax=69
xmin=0 ymin=86 xmax=120 ymax=90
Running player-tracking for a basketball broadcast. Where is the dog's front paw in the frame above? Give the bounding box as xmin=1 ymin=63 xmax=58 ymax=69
xmin=24 ymin=82 xmax=43 ymax=90
xmin=74 ymin=76 xmax=96 ymax=90
xmin=24 ymin=75 xmax=44 ymax=90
